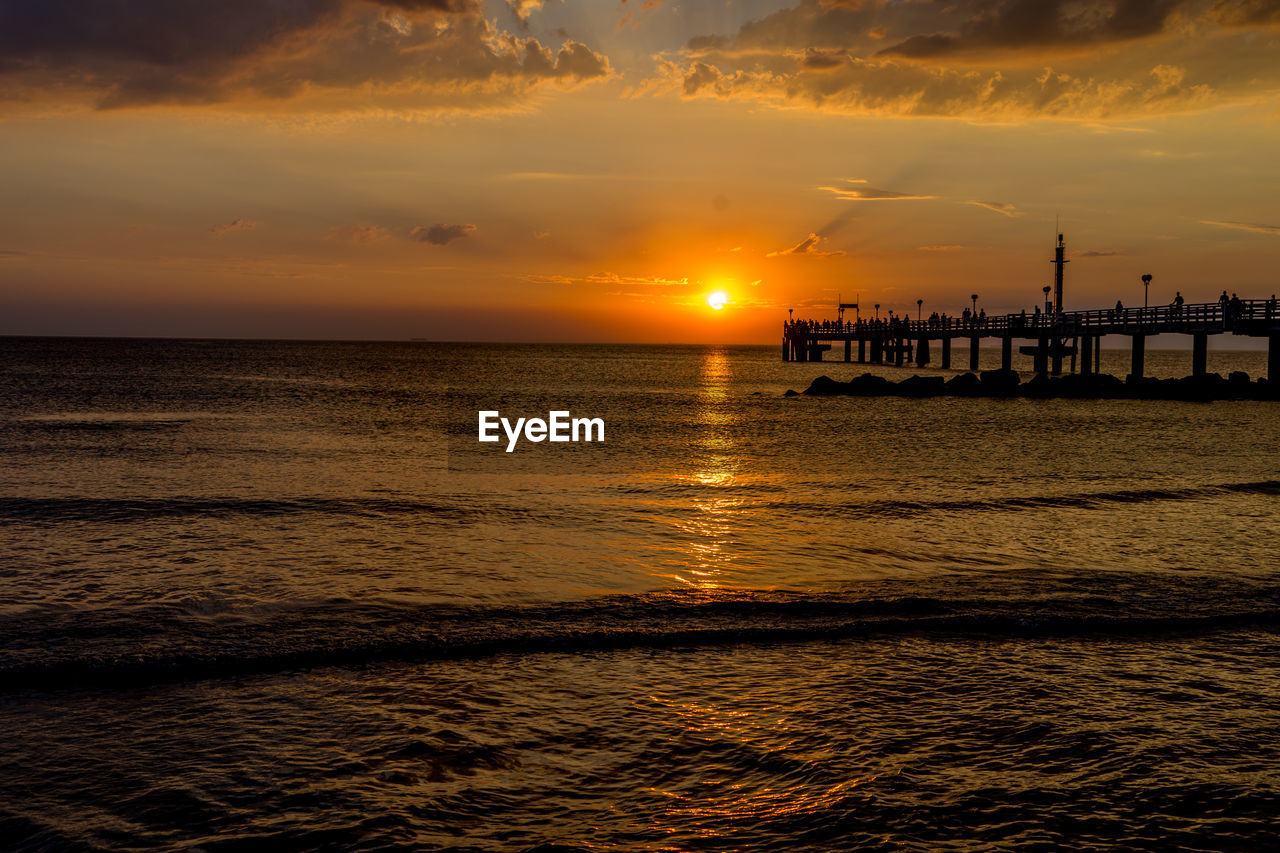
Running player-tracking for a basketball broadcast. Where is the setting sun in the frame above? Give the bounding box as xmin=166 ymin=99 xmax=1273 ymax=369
xmin=707 ymin=291 xmax=728 ymax=311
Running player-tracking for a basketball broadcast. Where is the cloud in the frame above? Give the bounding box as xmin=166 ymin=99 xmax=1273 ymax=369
xmin=1080 ymin=249 xmax=1125 ymax=256
xmin=919 ymin=244 xmax=965 ymax=251
xmin=507 ymin=0 xmax=548 ymax=25
xmin=0 ymin=0 xmax=610 ymax=114
xmin=210 ymin=218 xmax=260 ymax=236
xmin=968 ymin=200 xmax=1021 ymax=217
xmin=324 ymin=225 xmax=392 ymax=243
xmin=820 ymin=179 xmax=935 ymax=201
xmin=767 ymin=233 xmax=845 ymax=257
xmin=643 ymin=0 xmax=1280 ymax=119
xmin=522 ymin=271 xmax=689 ymax=286
xmin=877 ymin=0 xmax=1181 ymax=60
xmin=1209 ymin=0 xmax=1280 ymax=26
xmin=412 ymin=223 xmax=476 ymax=245
xmin=1202 ymin=219 xmax=1280 ymax=235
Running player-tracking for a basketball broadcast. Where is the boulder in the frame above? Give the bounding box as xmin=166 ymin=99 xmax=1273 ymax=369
xmin=1167 ymin=372 xmax=1227 ymax=401
xmin=944 ymin=372 xmax=982 ymax=395
xmin=846 ymin=372 xmax=892 ymax=396
xmin=802 ymin=375 xmax=846 ymax=396
xmin=898 ymin=375 xmax=946 ymax=397
xmin=1052 ymin=372 xmax=1124 ymax=397
xmin=1021 ymin=373 xmax=1056 ymax=397
xmin=980 ymin=368 xmax=1021 ymax=395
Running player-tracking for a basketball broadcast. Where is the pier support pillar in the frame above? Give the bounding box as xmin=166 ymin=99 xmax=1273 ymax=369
xmin=969 ymin=336 xmax=980 ymax=371
xmin=871 ymin=338 xmax=882 ymax=364
xmin=1131 ymin=334 xmax=1146 ymax=381
xmin=844 ymin=339 xmax=851 ymax=363
xmin=1034 ymin=336 xmax=1049 ymax=375
xmin=1051 ymin=338 xmax=1063 ymax=377
xmin=1270 ymin=333 xmax=1280 ymax=382
xmin=1001 ymin=336 xmax=1012 ymax=371
xmin=858 ymin=339 xmax=866 ymax=363
xmin=783 ymin=337 xmax=790 ymax=361
xmin=916 ymin=336 xmax=930 ymax=367
xmin=941 ymin=337 xmax=952 ymax=369
xmin=1081 ymin=335 xmax=1093 ymax=375
xmin=1095 ymin=336 xmax=1102 ymax=373
xmin=1193 ymin=332 xmax=1208 ymax=376
xmin=895 ymin=339 xmax=905 ymax=367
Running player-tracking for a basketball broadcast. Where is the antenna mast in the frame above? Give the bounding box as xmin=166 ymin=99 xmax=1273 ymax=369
xmin=1051 ymin=232 xmax=1068 ymax=313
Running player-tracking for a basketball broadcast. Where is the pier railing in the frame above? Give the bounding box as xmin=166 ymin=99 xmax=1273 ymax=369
xmin=788 ymin=299 xmax=1280 ymax=340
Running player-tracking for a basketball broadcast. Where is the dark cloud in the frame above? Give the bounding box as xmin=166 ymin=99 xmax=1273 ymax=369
xmin=324 ymin=224 xmax=392 ymax=243
xmin=413 ymin=223 xmax=476 ymax=245
xmin=802 ymin=51 xmax=847 ymax=70
xmin=879 ymin=0 xmax=1179 ymax=59
xmin=0 ymin=1 xmax=344 ymax=68
xmin=821 ymin=180 xmax=935 ymax=200
xmin=0 ymin=0 xmax=609 ymax=112
xmin=1080 ymin=249 xmax=1125 ymax=256
xmin=210 ymin=217 xmax=260 ymax=235
xmin=1209 ymin=0 xmax=1280 ymax=25
xmin=655 ymin=0 xmax=1280 ymax=118
xmin=767 ymin=233 xmax=845 ymax=257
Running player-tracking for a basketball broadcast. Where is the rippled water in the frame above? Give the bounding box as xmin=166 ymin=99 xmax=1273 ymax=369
xmin=2 ymin=337 xmax=1278 ymax=850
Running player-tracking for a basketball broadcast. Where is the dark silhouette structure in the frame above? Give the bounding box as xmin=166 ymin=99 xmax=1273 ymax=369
xmin=782 ymin=236 xmax=1280 ymax=382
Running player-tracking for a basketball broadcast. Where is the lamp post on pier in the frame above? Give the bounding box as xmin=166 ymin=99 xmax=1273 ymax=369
xmin=1142 ymin=274 xmax=1152 ymax=308
xmin=917 ymin=298 xmax=923 ymax=322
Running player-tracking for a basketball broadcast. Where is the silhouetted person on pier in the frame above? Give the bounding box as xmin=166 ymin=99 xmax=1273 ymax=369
xmin=1114 ymin=299 xmax=1123 ymax=321
xmin=1172 ymin=292 xmax=1184 ymax=315
xmin=1228 ymin=293 xmax=1244 ymax=329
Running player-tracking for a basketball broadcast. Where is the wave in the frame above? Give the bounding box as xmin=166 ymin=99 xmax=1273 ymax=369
xmin=4 ymin=479 xmax=1275 ymax=525
xmin=0 ymin=495 xmax=529 ymax=524
xmin=768 ymin=480 xmax=1280 ymax=520
xmin=3 ymin=589 xmax=1277 ymax=693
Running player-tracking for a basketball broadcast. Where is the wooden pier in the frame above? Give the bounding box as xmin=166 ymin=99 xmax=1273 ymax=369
xmin=785 ymin=235 xmax=1278 ymax=380
xmin=783 ymin=299 xmax=1280 ymax=380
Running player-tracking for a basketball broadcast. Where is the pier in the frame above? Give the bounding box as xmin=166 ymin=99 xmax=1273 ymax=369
xmin=783 ymin=236 xmax=1280 ymax=381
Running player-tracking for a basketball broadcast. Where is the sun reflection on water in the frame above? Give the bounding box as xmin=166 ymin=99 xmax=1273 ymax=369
xmin=663 ymin=348 xmax=750 ymax=590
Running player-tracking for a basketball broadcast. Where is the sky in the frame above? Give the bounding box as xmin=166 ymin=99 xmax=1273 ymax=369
xmin=1 ymin=0 xmax=1279 ymax=343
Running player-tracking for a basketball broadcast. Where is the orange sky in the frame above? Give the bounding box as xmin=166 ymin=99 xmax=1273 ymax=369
xmin=1 ymin=0 xmax=1279 ymax=342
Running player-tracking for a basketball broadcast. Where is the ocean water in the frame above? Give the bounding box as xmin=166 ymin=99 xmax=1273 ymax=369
xmin=2 ymin=337 xmax=1279 ymax=851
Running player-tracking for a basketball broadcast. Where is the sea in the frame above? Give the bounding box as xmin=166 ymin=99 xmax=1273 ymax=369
xmin=1 ymin=337 xmax=1278 ymax=851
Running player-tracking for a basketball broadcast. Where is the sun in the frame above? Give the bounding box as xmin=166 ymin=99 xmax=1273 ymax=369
xmin=707 ymin=290 xmax=728 ymax=310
